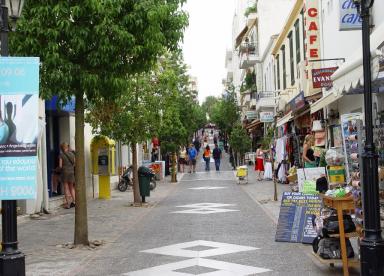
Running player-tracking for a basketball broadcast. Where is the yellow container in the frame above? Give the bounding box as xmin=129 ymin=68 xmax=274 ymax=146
xmin=328 ymin=166 xmax=345 ymax=183
xmin=236 ymin=166 xmax=248 ymax=177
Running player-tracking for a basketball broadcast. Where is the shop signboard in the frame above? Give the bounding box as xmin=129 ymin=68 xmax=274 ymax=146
xmin=246 ymin=110 xmax=258 ymax=120
xmin=312 ymin=67 xmax=338 ymax=88
xmin=305 ymin=0 xmax=321 ymax=60
xmin=275 ymin=192 xmax=322 ymax=244
xmin=339 ymin=0 xmax=362 ymax=31
xmin=260 ymin=111 xmax=274 ymax=123
xmin=289 ymin=91 xmax=305 ymax=112
xmin=45 ymin=95 xmax=75 ymax=113
xmin=0 ymin=57 xmax=40 ymax=200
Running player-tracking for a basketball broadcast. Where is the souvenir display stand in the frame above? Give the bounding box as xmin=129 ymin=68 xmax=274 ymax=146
xmin=313 ymin=195 xmax=360 ymax=276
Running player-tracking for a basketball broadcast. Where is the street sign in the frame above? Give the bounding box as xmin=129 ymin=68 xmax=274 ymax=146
xmin=0 ymin=57 xmax=39 ymax=200
xmin=260 ymin=111 xmax=274 ymax=123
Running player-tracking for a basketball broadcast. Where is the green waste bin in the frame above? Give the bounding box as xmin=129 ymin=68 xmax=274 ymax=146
xmin=138 ymin=166 xmax=154 ymax=202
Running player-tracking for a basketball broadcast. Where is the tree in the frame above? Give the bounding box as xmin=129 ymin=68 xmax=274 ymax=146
xmin=11 ymin=1 xmax=188 ymax=245
xmin=201 ymin=96 xmax=218 ymax=121
xmin=229 ymin=124 xmax=252 ymax=165
xmin=210 ymin=89 xmax=239 ymax=145
xmin=87 ymin=72 xmax=162 ymax=204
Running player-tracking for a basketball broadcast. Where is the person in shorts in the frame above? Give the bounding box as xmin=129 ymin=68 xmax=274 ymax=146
xmin=188 ymin=144 xmax=197 ymax=173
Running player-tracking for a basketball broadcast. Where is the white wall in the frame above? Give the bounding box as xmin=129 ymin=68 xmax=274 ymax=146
xmin=257 ymin=0 xmax=295 ymax=56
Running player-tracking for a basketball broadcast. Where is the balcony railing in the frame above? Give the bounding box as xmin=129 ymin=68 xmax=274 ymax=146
xmin=257 ymin=92 xmax=275 ymax=100
xmin=239 ymin=42 xmax=258 ymax=55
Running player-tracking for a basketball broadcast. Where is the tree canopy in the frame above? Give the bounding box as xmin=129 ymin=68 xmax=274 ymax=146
xmin=10 ymin=0 xmax=188 ymax=245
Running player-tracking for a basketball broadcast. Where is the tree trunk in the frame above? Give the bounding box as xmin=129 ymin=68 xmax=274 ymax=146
xmin=171 ymin=152 xmax=177 ymax=183
xmin=74 ymin=94 xmax=89 ymax=245
xmin=131 ymin=143 xmax=141 ymax=204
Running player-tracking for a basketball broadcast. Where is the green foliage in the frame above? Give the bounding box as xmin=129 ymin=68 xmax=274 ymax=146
xmin=229 ymin=124 xmax=252 ymax=155
xmin=210 ymin=90 xmax=239 ymax=135
xmin=243 ymin=71 xmax=256 ymax=92
xmin=10 ymin=1 xmax=189 ymax=101
xmin=244 ymin=3 xmax=257 ymax=17
xmin=260 ymin=127 xmax=274 ymax=149
xmin=201 ymin=96 xmax=218 ymax=120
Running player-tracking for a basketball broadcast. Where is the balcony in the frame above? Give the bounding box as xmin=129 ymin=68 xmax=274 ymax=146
xmin=239 ymin=50 xmax=259 ymax=69
xmin=256 ymin=92 xmax=276 ymax=112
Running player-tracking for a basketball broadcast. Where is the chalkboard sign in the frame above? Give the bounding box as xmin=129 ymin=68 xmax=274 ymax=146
xmin=275 ymin=192 xmax=322 ymax=244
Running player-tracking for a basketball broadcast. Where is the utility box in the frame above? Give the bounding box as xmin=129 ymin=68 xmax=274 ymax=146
xmin=91 ymin=136 xmax=115 ymax=199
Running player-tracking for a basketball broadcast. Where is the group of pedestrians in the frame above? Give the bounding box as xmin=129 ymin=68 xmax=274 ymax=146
xmin=178 ymin=135 xmax=223 ymax=173
xmin=203 ymin=143 xmax=222 ymax=171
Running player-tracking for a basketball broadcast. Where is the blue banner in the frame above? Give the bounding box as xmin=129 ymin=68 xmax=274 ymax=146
xmin=0 ymin=57 xmax=39 ymax=200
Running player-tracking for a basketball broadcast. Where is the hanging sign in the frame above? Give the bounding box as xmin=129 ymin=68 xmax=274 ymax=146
xmin=0 ymin=57 xmax=40 ymax=200
xmin=289 ymin=91 xmax=305 ymax=112
xmin=339 ymin=0 xmax=362 ymax=31
xmin=246 ymin=110 xmax=258 ymax=120
xmin=304 ymin=0 xmax=321 ymax=60
xmin=260 ymin=111 xmax=274 ymax=123
xmin=312 ymin=67 xmax=338 ymax=88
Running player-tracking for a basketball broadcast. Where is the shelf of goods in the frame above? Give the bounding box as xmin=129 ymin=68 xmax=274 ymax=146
xmin=312 ymin=195 xmax=361 ymax=276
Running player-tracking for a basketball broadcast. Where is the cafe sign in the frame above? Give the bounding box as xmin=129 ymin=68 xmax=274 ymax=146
xmin=260 ymin=111 xmax=274 ymax=123
xmin=339 ymin=0 xmax=362 ymax=31
xmin=304 ymin=0 xmax=321 ymax=60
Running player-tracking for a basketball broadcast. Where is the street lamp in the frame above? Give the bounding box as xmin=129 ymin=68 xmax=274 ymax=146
xmin=352 ymin=0 xmax=384 ymax=275
xmin=0 ymin=1 xmax=26 ymax=275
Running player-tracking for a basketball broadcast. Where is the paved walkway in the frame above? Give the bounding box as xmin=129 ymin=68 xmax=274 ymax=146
xmin=17 ymin=150 xmax=359 ymax=275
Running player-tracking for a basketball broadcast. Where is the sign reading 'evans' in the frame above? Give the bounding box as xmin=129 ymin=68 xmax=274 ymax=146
xmin=312 ymin=67 xmax=338 ymax=88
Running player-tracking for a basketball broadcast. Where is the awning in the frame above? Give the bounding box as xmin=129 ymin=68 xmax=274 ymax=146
xmin=331 ymin=21 xmax=384 ymax=95
xmin=235 ymin=16 xmax=258 ymax=48
xmin=235 ymin=26 xmax=248 ymax=48
xmin=245 ymin=119 xmax=262 ymax=130
xmin=276 ymin=111 xmax=292 ymax=127
xmin=310 ymin=92 xmax=343 ymax=114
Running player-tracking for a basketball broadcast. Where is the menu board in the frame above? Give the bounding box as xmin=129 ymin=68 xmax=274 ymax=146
xmin=275 ymin=192 xmax=322 ymax=244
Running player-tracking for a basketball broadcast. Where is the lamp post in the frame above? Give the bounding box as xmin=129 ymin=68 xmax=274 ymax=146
xmin=0 ymin=1 xmax=26 ymax=275
xmin=353 ymin=0 xmax=384 ymax=275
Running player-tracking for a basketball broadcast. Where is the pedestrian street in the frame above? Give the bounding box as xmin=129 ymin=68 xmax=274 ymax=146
xmin=71 ymin=156 xmax=343 ymax=276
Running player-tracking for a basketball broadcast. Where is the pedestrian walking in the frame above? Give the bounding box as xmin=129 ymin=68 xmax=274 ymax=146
xmin=255 ymin=145 xmax=265 ymax=181
xmin=179 ymin=146 xmax=187 ymax=173
xmin=188 ymin=144 xmax=197 ymax=173
xmin=203 ymin=145 xmax=211 ymax=171
xmin=212 ymin=143 xmax=222 ymax=171
xmin=59 ymin=142 xmax=76 ymax=209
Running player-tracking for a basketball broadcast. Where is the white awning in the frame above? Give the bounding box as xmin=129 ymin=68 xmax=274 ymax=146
xmin=310 ymin=92 xmax=344 ymax=114
xmin=331 ymin=21 xmax=384 ymax=94
xmin=276 ymin=111 xmax=292 ymax=127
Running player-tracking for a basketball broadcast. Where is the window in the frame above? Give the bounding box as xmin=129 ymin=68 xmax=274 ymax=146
xmin=301 ymin=9 xmax=306 ymax=60
xmin=294 ymin=19 xmax=300 ymax=64
xmin=276 ymin=54 xmax=280 ymax=90
xmin=288 ymin=32 xmax=295 ymax=86
xmin=281 ymin=45 xmax=287 ymax=90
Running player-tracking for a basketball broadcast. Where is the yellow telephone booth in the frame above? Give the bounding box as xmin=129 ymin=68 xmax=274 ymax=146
xmin=91 ymin=135 xmax=116 ymax=199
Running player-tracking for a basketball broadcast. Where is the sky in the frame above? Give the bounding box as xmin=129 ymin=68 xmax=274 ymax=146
xmin=182 ymin=0 xmax=236 ymax=103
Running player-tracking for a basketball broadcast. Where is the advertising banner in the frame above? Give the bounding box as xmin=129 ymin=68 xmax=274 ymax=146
xmin=260 ymin=111 xmax=274 ymax=123
xmin=289 ymin=91 xmax=305 ymax=112
xmin=0 ymin=57 xmax=40 ymax=200
xmin=312 ymin=67 xmax=338 ymax=88
xmin=339 ymin=0 xmax=362 ymax=31
xmin=275 ymin=192 xmax=322 ymax=244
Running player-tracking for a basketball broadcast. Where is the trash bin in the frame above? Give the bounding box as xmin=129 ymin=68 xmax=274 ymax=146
xmin=138 ymin=166 xmax=155 ymax=202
